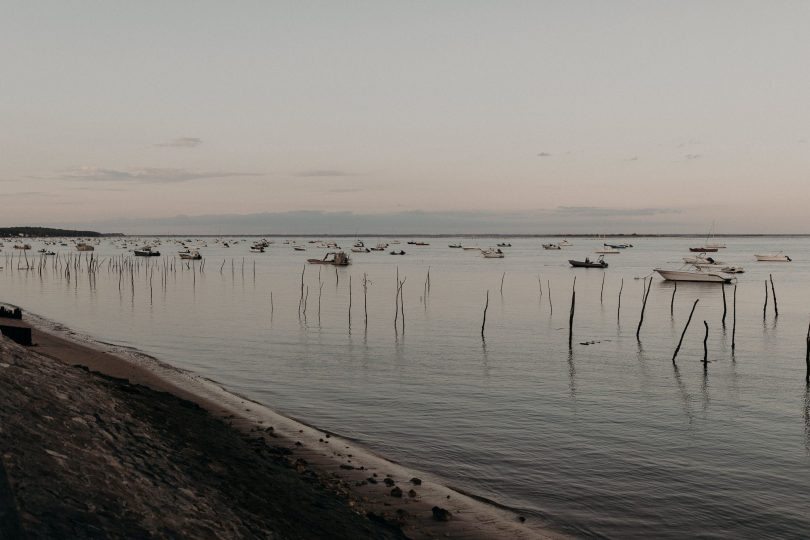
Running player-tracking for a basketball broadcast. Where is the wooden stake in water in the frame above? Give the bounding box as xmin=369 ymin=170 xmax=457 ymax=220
xmin=600 ymin=273 xmax=605 ymax=304
xmin=500 ymin=272 xmax=506 ymax=295
xmin=568 ymin=277 xmax=576 ymax=349
xmin=770 ymin=274 xmax=778 ymax=317
xmin=348 ymin=275 xmax=352 ymax=331
xmin=637 ymin=277 xmax=652 ymax=340
xmin=703 ymin=320 xmax=709 ymax=367
xmin=362 ymin=272 xmax=369 ymax=330
xmin=673 ymin=298 xmax=700 ymax=364
xmin=481 ymin=290 xmax=489 ymax=339
xmin=806 ymin=321 xmax=810 ymax=384
xmin=548 ymin=280 xmax=553 ymax=315
xmin=671 ymin=282 xmax=677 ymax=317
xmin=732 ymin=284 xmax=737 ymax=352
xmin=763 ymin=280 xmax=769 ymax=319
xmin=617 ymin=277 xmax=624 ymax=321
xmin=721 ymin=283 xmax=727 ymax=327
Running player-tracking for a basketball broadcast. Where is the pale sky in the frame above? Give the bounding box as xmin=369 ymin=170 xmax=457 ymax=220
xmin=2 ymin=1 xmax=809 ymax=234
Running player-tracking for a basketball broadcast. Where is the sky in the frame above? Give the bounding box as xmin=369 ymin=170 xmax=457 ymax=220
xmin=1 ymin=1 xmax=809 ymax=234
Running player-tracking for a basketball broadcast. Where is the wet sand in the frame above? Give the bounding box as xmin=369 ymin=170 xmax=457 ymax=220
xmin=0 ymin=316 xmax=557 ymax=539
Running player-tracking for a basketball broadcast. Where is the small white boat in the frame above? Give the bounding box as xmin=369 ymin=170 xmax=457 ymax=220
xmin=448 ymin=243 xmax=462 ymax=248
xmin=179 ymin=250 xmax=202 ymax=260
xmin=293 ymin=245 xmax=306 ymax=251
xmin=370 ymin=243 xmax=388 ymax=251
xmin=682 ymin=255 xmax=723 ymax=266
xmin=462 ymin=246 xmax=481 ymax=251
xmin=558 ymin=239 xmax=572 ymax=247
xmin=542 ymin=243 xmax=561 ymax=250
xmin=482 ymin=248 xmax=505 ymax=258
xmin=595 ymin=247 xmax=620 ymax=254
xmin=655 ymin=268 xmax=732 ymax=283
xmin=755 ymin=253 xmax=791 ymax=262
xmin=351 ymin=246 xmax=370 ymax=253
xmin=721 ymin=266 xmax=745 ymax=274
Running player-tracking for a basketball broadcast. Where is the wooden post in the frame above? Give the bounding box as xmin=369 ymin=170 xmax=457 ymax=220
xmin=568 ymin=277 xmax=576 ymax=349
xmin=600 ymin=273 xmax=605 ymax=304
xmin=363 ymin=273 xmax=369 ymax=330
xmin=721 ymin=283 xmax=727 ymax=327
xmin=399 ymin=279 xmax=405 ymax=333
xmin=547 ymin=280 xmax=553 ymax=315
xmin=703 ymin=320 xmax=709 ymax=367
xmin=617 ymin=277 xmax=624 ymax=321
xmin=806 ymin=322 xmax=810 ymax=384
xmin=481 ymin=290 xmax=489 ymax=339
xmin=770 ymin=274 xmax=778 ymax=317
xmin=732 ymin=284 xmax=737 ymax=351
xmin=348 ymin=275 xmax=352 ymax=330
xmin=500 ymin=272 xmax=505 ymax=295
xmin=637 ymin=277 xmax=652 ymax=340
xmin=671 ymin=281 xmax=677 ymax=317
xmin=672 ymin=298 xmax=700 ymax=364
xmin=763 ymin=280 xmax=768 ymax=319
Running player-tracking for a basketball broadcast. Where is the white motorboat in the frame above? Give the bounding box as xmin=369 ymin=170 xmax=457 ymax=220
xmin=654 ymin=268 xmax=732 ymax=283
xmin=293 ymin=245 xmax=306 ymax=251
xmin=482 ymin=248 xmax=505 ymax=258
xmin=595 ymin=247 xmax=620 ymax=254
xmin=721 ymin=266 xmax=745 ymax=274
xmin=462 ymin=246 xmax=481 ymax=251
xmin=682 ymin=255 xmax=723 ymax=266
xmin=179 ymin=250 xmax=202 ymax=260
xmin=755 ymin=253 xmax=791 ymax=262
xmin=448 ymin=243 xmax=462 ymax=248
xmin=558 ymin=239 xmax=572 ymax=247
xmin=542 ymin=243 xmax=561 ymax=250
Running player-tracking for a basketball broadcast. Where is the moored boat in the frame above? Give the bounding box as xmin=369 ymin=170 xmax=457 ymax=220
xmin=307 ymin=251 xmax=351 ymax=265
xmin=179 ymin=250 xmax=202 ymax=260
xmin=542 ymin=243 xmax=561 ymax=250
xmin=755 ymin=253 xmax=791 ymax=262
xmin=569 ymin=256 xmax=607 ymax=268
xmin=134 ymin=246 xmax=160 ymax=257
xmin=654 ymin=268 xmax=732 ymax=283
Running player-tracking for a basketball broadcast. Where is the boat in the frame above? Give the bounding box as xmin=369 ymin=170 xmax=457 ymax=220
xmin=249 ymin=245 xmax=265 ymax=253
xmin=595 ymin=246 xmax=620 ymax=254
xmin=13 ymin=244 xmax=31 ymax=250
xmin=755 ymin=253 xmax=791 ymax=262
xmin=353 ymin=240 xmax=366 ymax=249
xmin=721 ymin=266 xmax=745 ymax=274
xmin=462 ymin=246 xmax=480 ymax=251
xmin=496 ymin=242 xmax=512 ymax=247
xmin=558 ymin=240 xmax=572 ymax=247
xmin=370 ymin=243 xmax=388 ymax=251
xmin=134 ymin=247 xmax=160 ymax=257
xmin=76 ymin=243 xmax=94 ymax=252
xmin=390 ymin=250 xmax=406 ymax=255
xmin=689 ymin=246 xmax=718 ymax=253
xmin=604 ymin=243 xmax=632 ymax=249
xmin=307 ymin=251 xmax=351 ymax=265
xmin=542 ymin=243 xmax=561 ymax=250
xmin=179 ymin=250 xmax=202 ymax=260
xmin=654 ymin=268 xmax=732 ymax=283
xmin=569 ymin=256 xmax=608 ymax=268
xmin=682 ymin=255 xmax=722 ymax=266
xmin=351 ymin=246 xmax=370 ymax=253
xmin=482 ymin=249 xmax=504 ymax=258
xmin=293 ymin=245 xmax=306 ymax=251
xmin=448 ymin=243 xmax=462 ymax=248
xmin=406 ymin=241 xmax=429 ymax=246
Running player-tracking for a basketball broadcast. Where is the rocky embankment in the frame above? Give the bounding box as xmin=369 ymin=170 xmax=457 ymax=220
xmin=0 ymin=336 xmax=406 ymax=539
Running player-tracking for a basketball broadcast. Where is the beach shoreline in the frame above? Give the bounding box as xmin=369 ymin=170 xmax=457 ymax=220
xmin=1 ymin=307 xmax=557 ymax=539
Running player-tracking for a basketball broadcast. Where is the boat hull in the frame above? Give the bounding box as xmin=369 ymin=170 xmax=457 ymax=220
xmin=569 ymin=260 xmax=608 ymax=268
xmin=655 ymin=269 xmax=731 ymax=283
xmin=755 ymin=255 xmax=791 ymax=262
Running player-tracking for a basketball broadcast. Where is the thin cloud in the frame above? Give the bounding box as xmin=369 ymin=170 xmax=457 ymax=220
xmin=295 ymin=170 xmax=353 ymax=178
xmin=59 ymin=166 xmax=259 ymax=184
xmin=155 ymin=137 xmax=202 ymax=148
xmin=556 ymin=206 xmax=681 ymax=217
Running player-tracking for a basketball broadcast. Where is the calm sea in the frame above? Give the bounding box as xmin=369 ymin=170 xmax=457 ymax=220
xmin=3 ymin=236 xmax=810 ymax=538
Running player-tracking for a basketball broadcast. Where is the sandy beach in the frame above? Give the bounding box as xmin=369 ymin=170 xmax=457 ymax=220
xmin=0 ymin=312 xmax=555 ymax=539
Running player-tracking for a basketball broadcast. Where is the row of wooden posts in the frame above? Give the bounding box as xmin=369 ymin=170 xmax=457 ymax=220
xmin=7 ymin=252 xmax=809 ymax=383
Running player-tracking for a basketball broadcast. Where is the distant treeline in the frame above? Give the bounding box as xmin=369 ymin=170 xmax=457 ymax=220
xmin=0 ymin=227 xmax=122 ymax=238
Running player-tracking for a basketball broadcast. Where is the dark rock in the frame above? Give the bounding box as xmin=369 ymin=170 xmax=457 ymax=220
xmin=432 ymin=506 xmax=451 ymax=521
xmin=410 ymin=477 xmax=422 ymax=486
xmin=383 ymin=478 xmax=395 ymax=487
xmin=407 ymin=489 xmax=417 ymax=498
xmin=390 ymin=487 xmax=403 ymax=498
